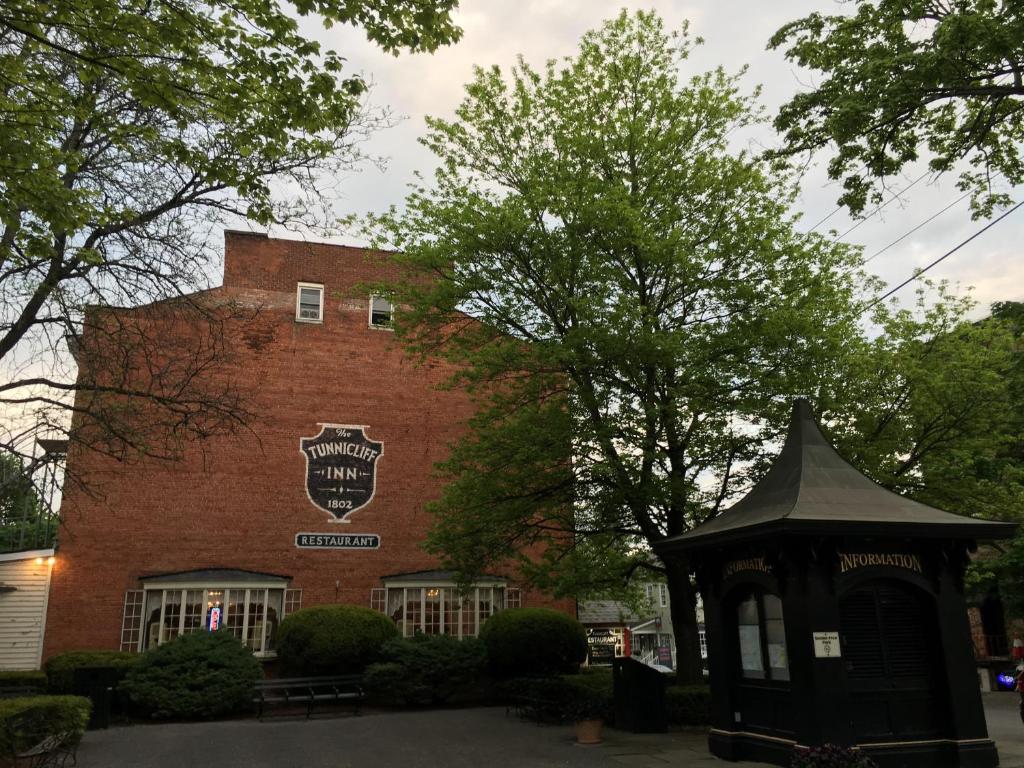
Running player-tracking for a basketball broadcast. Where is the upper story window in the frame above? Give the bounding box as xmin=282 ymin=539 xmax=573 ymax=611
xmin=296 ymin=283 xmax=324 ymax=323
xmin=736 ymin=590 xmax=789 ymax=681
xmin=369 ymin=295 xmax=393 ymax=329
xmin=646 ymin=582 xmax=668 ymax=607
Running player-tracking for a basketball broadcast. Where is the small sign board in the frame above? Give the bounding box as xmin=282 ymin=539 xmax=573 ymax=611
xmin=295 ymin=532 xmax=381 ymax=549
xmin=207 ymin=606 xmax=221 ymax=631
xmin=656 ymin=646 xmax=673 ymax=666
xmin=813 ymin=631 xmax=841 ymax=658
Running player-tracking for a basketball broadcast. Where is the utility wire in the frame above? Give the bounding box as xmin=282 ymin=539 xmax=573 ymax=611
xmin=861 ymin=189 xmax=973 ymax=268
xmin=805 ymin=170 xmax=930 ymax=235
xmin=860 ymin=199 xmax=1024 ymax=315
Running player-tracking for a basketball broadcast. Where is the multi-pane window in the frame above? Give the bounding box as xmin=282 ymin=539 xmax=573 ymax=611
xmin=645 ymin=583 xmax=668 ymax=607
xmin=376 ymin=584 xmax=511 ymax=638
xmin=133 ymin=586 xmax=286 ymax=656
xmin=296 ymin=283 xmax=324 ymax=323
xmin=120 ymin=591 xmax=143 ymax=652
xmin=736 ymin=590 xmax=789 ymax=681
xmin=283 ymin=589 xmax=302 ymax=617
xmin=506 ymin=588 xmax=522 ymax=609
xmin=369 ymin=295 xmax=393 ymax=328
xmin=699 ymin=630 xmax=708 ymax=659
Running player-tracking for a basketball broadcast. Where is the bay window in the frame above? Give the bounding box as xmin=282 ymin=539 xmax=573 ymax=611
xmin=374 ymin=576 xmax=520 ymax=638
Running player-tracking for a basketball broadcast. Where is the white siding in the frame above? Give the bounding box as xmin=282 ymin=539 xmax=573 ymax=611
xmin=0 ymin=553 xmax=52 ymax=670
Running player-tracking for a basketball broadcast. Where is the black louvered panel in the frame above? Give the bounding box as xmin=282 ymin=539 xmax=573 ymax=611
xmin=839 ymin=590 xmax=885 ymax=679
xmin=879 ymin=585 xmax=930 ymax=677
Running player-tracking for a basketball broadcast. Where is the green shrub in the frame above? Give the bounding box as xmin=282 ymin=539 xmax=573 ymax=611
xmin=479 ymin=608 xmax=587 ymax=677
xmin=665 ymin=684 xmax=711 ymax=726
xmin=0 ymin=670 xmax=47 ymax=690
xmin=120 ymin=630 xmax=261 ymax=719
xmin=364 ymin=635 xmax=486 ymax=706
xmin=500 ymin=672 xmax=613 ymax=724
xmin=44 ymin=651 xmax=139 ymax=694
xmin=276 ymin=604 xmax=398 ymax=676
xmin=0 ymin=695 xmax=90 ymax=755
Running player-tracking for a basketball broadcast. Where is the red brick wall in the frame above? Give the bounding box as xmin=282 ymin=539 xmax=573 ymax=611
xmin=44 ymin=232 xmax=574 ymax=657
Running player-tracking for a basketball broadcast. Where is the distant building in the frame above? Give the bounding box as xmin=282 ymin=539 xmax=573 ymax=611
xmin=578 ymin=579 xmax=705 ymax=669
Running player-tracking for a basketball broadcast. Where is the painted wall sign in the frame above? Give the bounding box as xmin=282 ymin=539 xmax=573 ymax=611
xmin=837 ymin=552 xmax=922 ymax=575
xmin=295 ymin=532 xmax=381 ymax=549
xmin=300 ymin=424 xmax=383 ymax=522
xmin=723 ymin=556 xmax=771 ymax=578
xmin=812 ymin=631 xmax=841 ymax=658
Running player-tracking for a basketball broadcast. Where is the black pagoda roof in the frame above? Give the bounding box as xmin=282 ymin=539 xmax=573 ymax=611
xmin=657 ymin=399 xmax=1017 ymax=552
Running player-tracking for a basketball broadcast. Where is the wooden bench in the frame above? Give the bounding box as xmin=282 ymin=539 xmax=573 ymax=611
xmin=253 ymin=675 xmax=364 ymax=720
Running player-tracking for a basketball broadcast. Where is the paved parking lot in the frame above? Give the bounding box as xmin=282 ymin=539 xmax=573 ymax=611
xmin=76 ymin=694 xmax=1023 ymax=768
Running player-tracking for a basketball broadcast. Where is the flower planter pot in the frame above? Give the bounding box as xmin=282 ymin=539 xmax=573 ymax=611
xmin=574 ymin=718 xmax=604 ymax=745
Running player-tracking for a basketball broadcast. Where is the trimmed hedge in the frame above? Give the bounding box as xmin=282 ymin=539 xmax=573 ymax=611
xmin=44 ymin=651 xmax=139 ymax=694
xmin=276 ymin=605 xmax=398 ymax=676
xmin=665 ymin=684 xmax=710 ymax=726
xmin=0 ymin=670 xmax=47 ymax=690
xmin=120 ymin=630 xmax=262 ymax=719
xmin=479 ymin=608 xmax=587 ymax=677
xmin=364 ymin=635 xmax=487 ymax=706
xmin=500 ymin=671 xmax=613 ymax=724
xmin=0 ymin=695 xmax=90 ymax=755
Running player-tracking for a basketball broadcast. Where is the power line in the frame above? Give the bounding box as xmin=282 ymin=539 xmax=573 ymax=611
xmin=860 ymin=199 xmax=1024 ymax=315
xmin=861 ymin=189 xmax=972 ymax=268
xmin=805 ymin=170 xmax=930 ymax=235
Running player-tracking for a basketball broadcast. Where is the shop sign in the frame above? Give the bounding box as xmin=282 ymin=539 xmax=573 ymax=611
xmin=295 ymin=532 xmax=381 ymax=549
xmin=587 ymin=631 xmax=617 ymax=666
xmin=723 ymin=556 xmax=771 ymax=578
xmin=837 ymin=552 xmax=922 ymax=575
xmin=812 ymin=631 xmax=841 ymax=658
xmin=300 ymin=424 xmax=383 ymax=522
xmin=208 ymin=606 xmax=221 ymax=631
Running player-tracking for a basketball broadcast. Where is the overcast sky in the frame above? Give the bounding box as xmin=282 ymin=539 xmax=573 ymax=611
xmin=278 ymin=0 xmax=1023 ymax=317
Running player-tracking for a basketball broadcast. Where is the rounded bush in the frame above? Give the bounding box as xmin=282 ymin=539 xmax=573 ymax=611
xmin=44 ymin=650 xmax=139 ymax=694
xmin=120 ymin=630 xmax=262 ymax=719
xmin=480 ymin=608 xmax=587 ymax=677
xmin=276 ymin=604 xmax=398 ymax=676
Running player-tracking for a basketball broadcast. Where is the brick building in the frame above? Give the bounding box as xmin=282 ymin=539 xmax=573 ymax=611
xmin=43 ymin=231 xmax=573 ymax=659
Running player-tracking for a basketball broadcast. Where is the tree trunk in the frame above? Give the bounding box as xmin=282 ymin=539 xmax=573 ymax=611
xmin=664 ymin=554 xmax=704 ymax=684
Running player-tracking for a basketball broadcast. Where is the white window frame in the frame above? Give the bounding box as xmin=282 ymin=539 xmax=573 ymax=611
xmin=296 ymin=282 xmax=324 ymax=324
xmin=376 ymin=579 xmax=508 ymax=638
xmin=368 ymin=294 xmax=394 ymax=330
xmin=139 ymin=581 xmax=287 ymax=658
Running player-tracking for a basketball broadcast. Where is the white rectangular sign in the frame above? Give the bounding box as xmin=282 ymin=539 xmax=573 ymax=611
xmin=813 ymin=631 xmax=841 ymax=658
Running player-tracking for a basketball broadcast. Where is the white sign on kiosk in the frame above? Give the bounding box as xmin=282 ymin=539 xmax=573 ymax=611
xmin=813 ymin=631 xmax=841 ymax=658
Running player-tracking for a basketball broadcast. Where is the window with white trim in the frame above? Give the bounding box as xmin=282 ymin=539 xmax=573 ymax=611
xmin=296 ymin=283 xmax=324 ymax=323
xmin=140 ymin=586 xmax=286 ymax=656
xmin=369 ymin=295 xmax=393 ymax=329
xmin=645 ymin=582 xmax=668 ymax=608
xmin=283 ymin=589 xmax=302 ymax=617
xmin=120 ymin=590 xmax=143 ymax=652
xmin=376 ymin=584 xmax=508 ymax=638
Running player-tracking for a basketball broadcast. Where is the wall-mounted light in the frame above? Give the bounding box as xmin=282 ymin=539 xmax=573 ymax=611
xmin=34 ymin=557 xmax=43 ymax=565
xmin=47 ymin=557 xmax=55 ymax=566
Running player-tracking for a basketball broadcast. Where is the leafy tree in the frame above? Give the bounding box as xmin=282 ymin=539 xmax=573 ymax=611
xmin=770 ymin=0 xmax=1024 ymax=217
xmin=372 ymin=11 xmax=869 ymax=682
xmin=0 ymin=0 xmax=460 ymax=477
xmin=0 ymin=451 xmax=54 ymax=551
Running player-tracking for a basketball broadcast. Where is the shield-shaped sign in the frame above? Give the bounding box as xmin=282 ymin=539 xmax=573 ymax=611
xmin=300 ymin=424 xmax=383 ymax=522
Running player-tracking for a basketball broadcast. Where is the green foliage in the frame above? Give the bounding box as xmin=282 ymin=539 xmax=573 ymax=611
xmin=0 ymin=695 xmax=90 ymax=755
xmin=0 ymin=670 xmax=46 ymax=690
xmin=120 ymin=631 xmax=261 ymax=719
xmin=371 ymin=9 xmax=868 ymax=682
xmin=771 ymin=1 xmax=1024 ymax=217
xmin=665 ymin=684 xmax=710 ymax=726
xmin=0 ymin=453 xmax=55 ymax=552
xmin=276 ymin=605 xmax=397 ymax=676
xmin=0 ymin=0 xmax=460 ymax=465
xmin=479 ymin=608 xmax=587 ymax=678
xmin=44 ymin=650 xmax=139 ymax=694
xmin=500 ymin=670 xmax=613 ymax=723
xmin=791 ymin=744 xmax=878 ymax=768
xmin=363 ymin=635 xmax=487 ymax=706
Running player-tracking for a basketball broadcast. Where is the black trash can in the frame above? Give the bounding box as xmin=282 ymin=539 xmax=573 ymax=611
xmin=72 ymin=667 xmax=118 ymax=729
xmin=612 ymin=656 xmax=668 ymax=733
